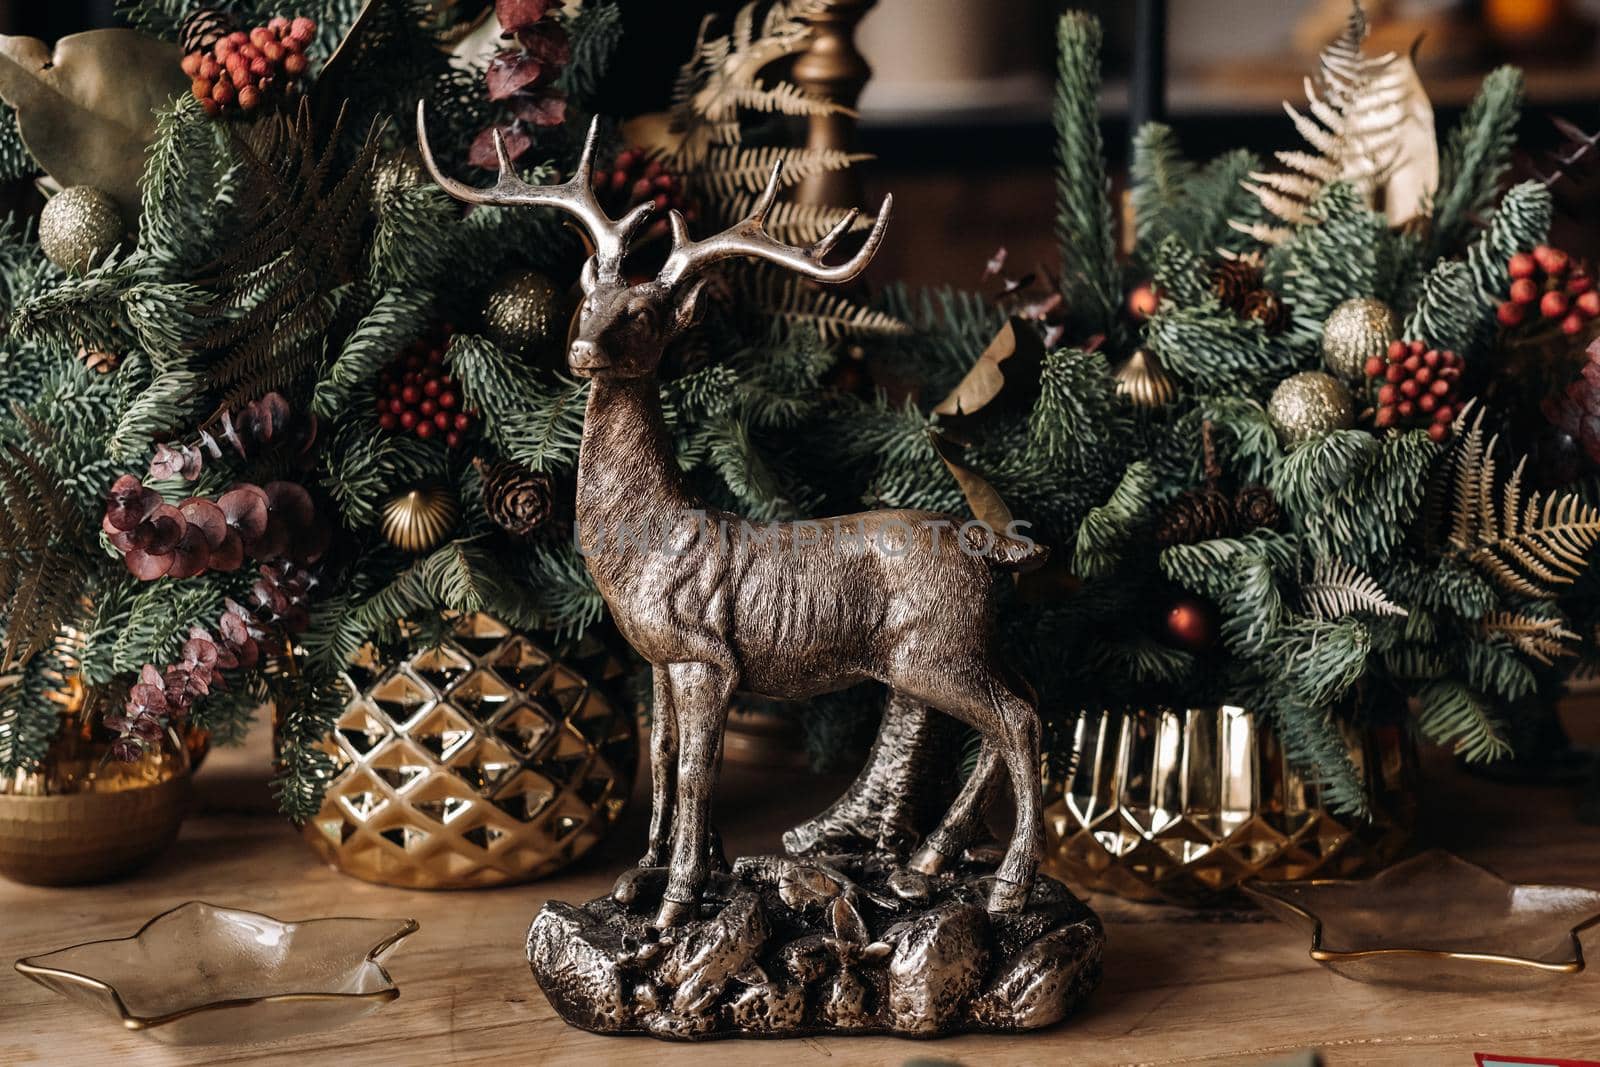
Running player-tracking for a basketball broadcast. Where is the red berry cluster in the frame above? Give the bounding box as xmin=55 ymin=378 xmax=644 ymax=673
xmin=593 ymin=149 xmax=696 ymax=241
xmin=181 ymin=17 xmax=315 ymax=117
xmin=1365 ymin=339 xmax=1463 ymax=442
xmin=1497 ymin=246 xmax=1599 ymax=336
xmin=376 ymin=331 xmax=476 ymax=447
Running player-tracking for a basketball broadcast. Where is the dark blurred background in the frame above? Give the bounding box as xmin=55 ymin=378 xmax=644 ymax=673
xmin=6 ymin=0 xmax=1597 ymax=284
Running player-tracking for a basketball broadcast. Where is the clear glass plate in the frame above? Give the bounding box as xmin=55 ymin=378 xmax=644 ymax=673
xmin=15 ymin=901 xmax=418 ymax=1045
xmin=1244 ymin=849 xmax=1600 ymax=991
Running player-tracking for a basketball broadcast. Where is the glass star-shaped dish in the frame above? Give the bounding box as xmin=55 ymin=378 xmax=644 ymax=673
xmin=1243 ymin=850 xmax=1600 ymax=990
xmin=15 ymin=901 xmax=418 ymax=1045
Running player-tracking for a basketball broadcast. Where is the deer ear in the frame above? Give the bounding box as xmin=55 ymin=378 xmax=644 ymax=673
xmin=579 ymin=256 xmax=599 ymax=294
xmin=672 ymin=276 xmax=710 ymax=333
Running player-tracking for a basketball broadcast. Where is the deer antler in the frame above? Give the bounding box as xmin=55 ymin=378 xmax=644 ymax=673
xmin=416 ymin=103 xmax=653 ymax=282
xmin=657 ymin=161 xmax=892 ymax=288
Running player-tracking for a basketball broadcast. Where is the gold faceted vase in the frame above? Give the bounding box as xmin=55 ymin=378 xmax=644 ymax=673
xmin=302 ymin=615 xmax=638 ymax=889
xmin=1044 ymin=705 xmax=1416 ymax=905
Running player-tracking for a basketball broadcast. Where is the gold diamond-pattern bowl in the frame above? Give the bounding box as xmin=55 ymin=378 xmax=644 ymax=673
xmin=1044 ymin=705 xmax=1416 ymax=905
xmin=302 ymin=615 xmax=637 ymax=889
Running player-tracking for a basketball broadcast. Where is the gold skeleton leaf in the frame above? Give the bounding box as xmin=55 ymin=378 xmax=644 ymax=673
xmin=754 ymin=274 xmax=911 ymax=343
xmin=1481 ymin=611 xmax=1578 ymax=666
xmin=1231 ymin=2 xmax=1435 ymax=244
xmin=1301 ymin=558 xmax=1407 ymax=620
xmin=1445 ymin=413 xmax=1600 ymax=598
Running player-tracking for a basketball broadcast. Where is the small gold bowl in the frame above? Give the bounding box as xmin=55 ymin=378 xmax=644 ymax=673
xmin=15 ymin=902 xmax=418 ymax=1045
xmin=1244 ymin=850 xmax=1600 ymax=990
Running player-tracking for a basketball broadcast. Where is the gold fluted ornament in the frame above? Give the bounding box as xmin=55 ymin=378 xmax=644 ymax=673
xmin=1321 ymin=297 xmax=1397 ymax=381
xmin=39 ymin=187 xmax=123 ymax=275
xmin=483 ymin=270 xmax=563 ymax=359
xmin=381 ymin=486 xmax=458 ymax=553
xmin=1268 ymin=371 xmax=1355 ymax=447
xmin=1113 ymin=349 xmax=1177 ymax=409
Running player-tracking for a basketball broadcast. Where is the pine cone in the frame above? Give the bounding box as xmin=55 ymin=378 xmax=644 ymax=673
xmin=1154 ymin=487 xmax=1235 ymax=547
xmin=1212 ymin=259 xmax=1263 ymax=312
xmin=1241 ymin=288 xmax=1289 ymax=335
xmin=1233 ymin=485 xmax=1281 ymax=532
xmin=479 ymin=459 xmax=555 ymax=537
xmin=180 ymin=7 xmax=233 ymax=55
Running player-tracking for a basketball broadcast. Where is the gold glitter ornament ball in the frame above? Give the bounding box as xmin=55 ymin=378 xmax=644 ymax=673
xmin=381 ymin=486 xmax=459 ymax=553
xmin=1268 ymin=371 xmax=1355 ymax=447
xmin=1321 ymin=297 xmax=1397 ymax=381
xmin=483 ymin=270 xmax=563 ymax=360
xmin=371 ymin=150 xmax=427 ymax=202
xmin=39 ymin=187 xmax=122 ymax=275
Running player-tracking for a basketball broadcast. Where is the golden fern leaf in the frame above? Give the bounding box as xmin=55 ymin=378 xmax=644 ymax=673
xmin=728 ymin=81 xmax=850 ymax=118
xmin=1481 ymin=611 xmax=1579 ymax=666
xmin=1448 ymin=450 xmax=1600 ymax=598
xmin=720 ymin=193 xmax=874 ymax=241
xmin=1301 ymin=559 xmax=1407 ymax=620
xmin=754 ymin=274 xmax=912 ymax=343
xmin=1229 ymin=2 xmax=1423 ymax=243
xmin=688 ymin=145 xmax=870 ymax=200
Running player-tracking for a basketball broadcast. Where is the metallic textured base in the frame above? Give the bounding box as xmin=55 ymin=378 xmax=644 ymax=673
xmin=527 ymin=853 xmax=1103 ymax=1040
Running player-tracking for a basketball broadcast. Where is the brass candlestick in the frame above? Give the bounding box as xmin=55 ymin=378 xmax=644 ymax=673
xmin=791 ymin=0 xmax=877 ymax=207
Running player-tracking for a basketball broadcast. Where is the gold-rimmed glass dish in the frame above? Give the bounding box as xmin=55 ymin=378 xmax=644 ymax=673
xmin=1243 ymin=849 xmax=1600 ymax=990
xmin=15 ymin=901 xmax=418 ymax=1045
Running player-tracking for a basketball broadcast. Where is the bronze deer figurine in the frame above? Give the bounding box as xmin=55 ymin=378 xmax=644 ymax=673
xmin=419 ymin=107 xmax=1048 ymax=926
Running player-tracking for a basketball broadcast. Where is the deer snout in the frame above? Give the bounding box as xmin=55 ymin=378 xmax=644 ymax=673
xmin=568 ymin=339 xmax=610 ymax=376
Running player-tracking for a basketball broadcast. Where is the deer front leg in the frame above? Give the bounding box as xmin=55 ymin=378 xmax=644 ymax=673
xmin=640 ymin=665 xmax=677 ymax=868
xmin=655 ymin=660 xmax=736 ymax=928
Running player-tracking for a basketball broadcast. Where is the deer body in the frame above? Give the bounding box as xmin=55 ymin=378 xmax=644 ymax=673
xmin=421 ymin=108 xmax=1047 ymax=927
xmin=578 ymin=381 xmax=1005 ymax=698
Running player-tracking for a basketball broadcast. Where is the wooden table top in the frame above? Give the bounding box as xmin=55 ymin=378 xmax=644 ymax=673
xmin=4 ymin=722 xmax=1600 ymax=1067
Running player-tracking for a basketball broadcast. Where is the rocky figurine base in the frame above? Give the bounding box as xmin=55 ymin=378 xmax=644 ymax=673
xmin=526 ymin=853 xmax=1104 ymax=1040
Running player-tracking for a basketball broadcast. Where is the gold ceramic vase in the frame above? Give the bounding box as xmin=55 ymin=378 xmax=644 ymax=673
xmin=302 ymin=614 xmax=638 ymax=889
xmin=0 ymin=712 xmax=194 ymax=886
xmin=1044 ymin=705 xmax=1416 ymax=905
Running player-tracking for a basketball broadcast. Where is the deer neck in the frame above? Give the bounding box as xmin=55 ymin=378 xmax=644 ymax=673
xmin=576 ymin=375 xmax=697 ymax=546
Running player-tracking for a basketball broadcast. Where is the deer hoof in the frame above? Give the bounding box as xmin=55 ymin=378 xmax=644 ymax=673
xmin=612 ymin=865 xmax=667 ymax=906
xmin=654 ymin=897 xmax=697 ymax=928
xmin=907 ymin=843 xmax=949 ymax=875
xmin=986 ymin=877 xmax=1030 ymax=913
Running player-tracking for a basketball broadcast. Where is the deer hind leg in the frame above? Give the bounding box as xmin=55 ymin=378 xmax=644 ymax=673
xmin=907 ymin=738 xmax=1000 ymax=875
xmin=899 ymin=666 xmax=1043 ymax=913
xmin=639 ymin=665 xmax=677 ymax=868
xmin=988 ymin=686 xmax=1043 ymax=912
xmin=654 ymin=660 xmax=736 ymax=928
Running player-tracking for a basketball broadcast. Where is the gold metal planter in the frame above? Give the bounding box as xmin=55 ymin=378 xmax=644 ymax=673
xmin=0 ymin=718 xmax=194 ymax=886
xmin=301 ymin=614 xmax=638 ymax=889
xmin=1044 ymin=705 xmax=1416 ymax=905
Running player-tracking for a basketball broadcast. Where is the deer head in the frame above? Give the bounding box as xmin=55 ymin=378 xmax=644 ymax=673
xmin=417 ymin=106 xmax=893 ymax=379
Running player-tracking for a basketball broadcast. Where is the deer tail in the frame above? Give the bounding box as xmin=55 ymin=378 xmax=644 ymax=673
xmin=962 ymin=526 xmax=1049 ymax=573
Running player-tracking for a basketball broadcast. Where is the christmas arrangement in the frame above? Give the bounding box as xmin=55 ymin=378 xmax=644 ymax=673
xmin=816 ymin=5 xmax=1600 ymax=818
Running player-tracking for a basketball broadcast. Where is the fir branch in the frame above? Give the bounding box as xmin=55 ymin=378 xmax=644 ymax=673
xmin=1429 ymin=66 xmax=1524 ymax=259
xmin=1052 ymin=14 xmax=1119 ymax=335
xmin=1415 ymin=679 xmax=1511 ymax=762
xmin=1073 ymin=460 xmax=1154 ymax=579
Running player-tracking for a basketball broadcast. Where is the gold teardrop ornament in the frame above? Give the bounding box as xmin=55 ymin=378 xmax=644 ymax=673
xmin=1113 ymin=349 xmax=1178 ymax=410
xmin=380 ymin=486 xmax=458 ymax=553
